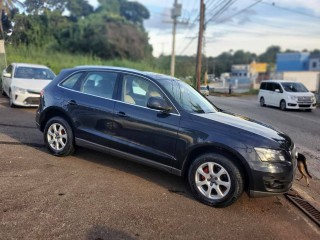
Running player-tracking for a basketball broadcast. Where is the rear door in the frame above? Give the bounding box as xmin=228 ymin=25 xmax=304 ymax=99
xmin=265 ymin=82 xmax=275 ymax=106
xmin=59 ymin=71 xmax=119 ymax=147
xmin=111 ymin=74 xmax=180 ymax=167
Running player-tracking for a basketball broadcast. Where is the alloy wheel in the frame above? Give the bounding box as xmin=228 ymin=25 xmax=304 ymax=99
xmin=47 ymin=123 xmax=68 ymax=151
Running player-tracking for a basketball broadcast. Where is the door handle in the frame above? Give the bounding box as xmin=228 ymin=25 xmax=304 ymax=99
xmin=68 ymin=100 xmax=77 ymax=105
xmin=117 ymin=111 xmax=126 ymax=117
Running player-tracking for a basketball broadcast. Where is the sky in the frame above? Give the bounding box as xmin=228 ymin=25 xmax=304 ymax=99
xmin=89 ymin=0 xmax=320 ymax=58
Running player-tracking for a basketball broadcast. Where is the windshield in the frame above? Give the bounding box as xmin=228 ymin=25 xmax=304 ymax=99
xmin=160 ymin=78 xmax=218 ymax=114
xmin=14 ymin=67 xmax=56 ymax=80
xmin=281 ymin=82 xmax=308 ymax=92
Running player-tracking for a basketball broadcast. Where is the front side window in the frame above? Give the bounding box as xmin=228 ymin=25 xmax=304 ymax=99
xmin=121 ymin=75 xmax=165 ymax=107
xmin=14 ymin=67 xmax=55 ymax=80
xmin=281 ymin=82 xmax=308 ymax=92
xmin=161 ymin=78 xmax=218 ymax=114
xmin=6 ymin=65 xmax=13 ymax=74
xmin=81 ymin=72 xmax=117 ymax=98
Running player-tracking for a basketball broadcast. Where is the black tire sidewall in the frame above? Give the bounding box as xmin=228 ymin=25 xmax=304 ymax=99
xmin=44 ymin=117 xmax=74 ymax=156
xmin=188 ymin=153 xmax=243 ymax=207
xmin=280 ymin=100 xmax=286 ymax=111
xmin=260 ymin=97 xmax=265 ymax=107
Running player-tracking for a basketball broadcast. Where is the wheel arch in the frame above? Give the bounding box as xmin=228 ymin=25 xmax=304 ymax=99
xmin=40 ymin=107 xmax=74 ymax=133
xmin=181 ymin=144 xmax=252 ymax=191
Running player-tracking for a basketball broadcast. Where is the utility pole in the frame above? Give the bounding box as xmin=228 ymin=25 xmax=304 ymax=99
xmin=195 ymin=0 xmax=205 ymax=91
xmin=170 ymin=0 xmax=181 ymax=77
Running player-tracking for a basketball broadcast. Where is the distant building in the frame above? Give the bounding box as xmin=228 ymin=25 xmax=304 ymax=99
xmin=276 ymin=52 xmax=309 ymax=72
xmin=309 ymin=54 xmax=320 ymax=71
xmin=231 ymin=64 xmax=250 ymax=77
xmin=250 ymin=61 xmax=269 ymax=89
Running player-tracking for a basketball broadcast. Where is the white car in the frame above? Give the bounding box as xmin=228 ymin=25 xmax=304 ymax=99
xmin=1 ymin=63 xmax=56 ymax=107
xmin=258 ymin=80 xmax=317 ymax=111
xmin=200 ymin=86 xmax=209 ymax=96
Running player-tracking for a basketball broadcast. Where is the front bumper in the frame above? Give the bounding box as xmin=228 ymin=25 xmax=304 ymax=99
xmin=286 ymin=100 xmax=316 ymax=110
xmin=248 ymin=148 xmax=297 ymax=197
xmin=12 ymin=92 xmax=40 ymax=107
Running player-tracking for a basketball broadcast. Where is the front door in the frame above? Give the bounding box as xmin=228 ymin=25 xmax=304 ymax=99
xmin=111 ymin=74 xmax=180 ymax=167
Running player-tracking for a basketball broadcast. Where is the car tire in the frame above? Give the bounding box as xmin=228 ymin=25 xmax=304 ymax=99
xmin=260 ymin=97 xmax=265 ymax=107
xmin=188 ymin=153 xmax=244 ymax=208
xmin=280 ymin=100 xmax=286 ymax=111
xmin=9 ymin=90 xmax=15 ymax=108
xmin=1 ymin=85 xmax=6 ymax=96
xmin=44 ymin=117 xmax=75 ymax=156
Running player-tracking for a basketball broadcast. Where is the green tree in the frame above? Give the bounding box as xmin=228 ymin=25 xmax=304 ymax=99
xmin=120 ymin=1 xmax=150 ymax=26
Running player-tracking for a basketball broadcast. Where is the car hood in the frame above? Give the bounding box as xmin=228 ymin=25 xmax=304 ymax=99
xmin=12 ymin=79 xmax=52 ymax=93
xmin=192 ymin=111 xmax=292 ymax=149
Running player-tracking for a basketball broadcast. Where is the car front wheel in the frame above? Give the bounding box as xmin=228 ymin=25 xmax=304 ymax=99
xmin=188 ymin=153 xmax=244 ymax=208
xmin=44 ymin=117 xmax=75 ymax=156
xmin=280 ymin=100 xmax=286 ymax=111
xmin=9 ymin=90 xmax=15 ymax=108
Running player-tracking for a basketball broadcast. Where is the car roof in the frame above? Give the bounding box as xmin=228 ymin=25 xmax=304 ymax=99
xmin=261 ymin=80 xmax=300 ymax=83
xmin=71 ymin=66 xmax=180 ymax=84
xmin=12 ymin=63 xmax=51 ymax=69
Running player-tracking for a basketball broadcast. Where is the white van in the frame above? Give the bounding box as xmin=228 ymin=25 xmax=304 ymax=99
xmin=258 ymin=80 xmax=317 ymax=111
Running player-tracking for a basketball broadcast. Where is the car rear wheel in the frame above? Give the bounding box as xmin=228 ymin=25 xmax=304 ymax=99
xmin=260 ymin=97 xmax=265 ymax=107
xmin=1 ymin=85 xmax=6 ymax=96
xmin=280 ymin=100 xmax=286 ymax=111
xmin=188 ymin=153 xmax=244 ymax=207
xmin=44 ymin=117 xmax=75 ymax=156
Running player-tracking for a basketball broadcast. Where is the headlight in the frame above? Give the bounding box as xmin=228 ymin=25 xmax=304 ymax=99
xmin=289 ymin=95 xmax=298 ymax=101
xmin=255 ymin=147 xmax=286 ymax=162
xmin=14 ymin=87 xmax=27 ymax=94
xmin=311 ymin=95 xmax=316 ymax=102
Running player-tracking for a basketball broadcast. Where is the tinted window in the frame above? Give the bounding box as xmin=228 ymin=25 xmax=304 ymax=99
xmin=81 ymin=72 xmax=117 ymax=98
xmin=281 ymin=82 xmax=308 ymax=92
xmin=266 ymin=82 xmax=274 ymax=91
xmin=14 ymin=67 xmax=55 ymax=80
xmin=6 ymin=65 xmax=13 ymax=74
xmin=274 ymin=83 xmax=282 ymax=92
xmin=61 ymin=73 xmax=83 ymax=90
xmin=260 ymin=82 xmax=267 ymax=90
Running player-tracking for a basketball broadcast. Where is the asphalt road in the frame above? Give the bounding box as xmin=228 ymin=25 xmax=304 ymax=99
xmin=0 ymin=95 xmax=320 ymax=239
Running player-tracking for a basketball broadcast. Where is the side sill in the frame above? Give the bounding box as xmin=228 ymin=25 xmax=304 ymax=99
xmin=75 ymin=138 xmax=182 ymax=176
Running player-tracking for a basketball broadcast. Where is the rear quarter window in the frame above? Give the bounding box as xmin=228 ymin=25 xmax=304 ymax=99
xmin=260 ymin=82 xmax=267 ymax=90
xmin=60 ymin=73 xmax=84 ymax=90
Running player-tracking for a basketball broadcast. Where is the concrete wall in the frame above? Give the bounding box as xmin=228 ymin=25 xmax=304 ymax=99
xmin=280 ymin=71 xmax=320 ymax=92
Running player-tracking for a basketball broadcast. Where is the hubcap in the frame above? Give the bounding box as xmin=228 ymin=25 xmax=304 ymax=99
xmin=195 ymin=162 xmax=231 ymax=200
xmin=47 ymin=123 xmax=67 ymax=151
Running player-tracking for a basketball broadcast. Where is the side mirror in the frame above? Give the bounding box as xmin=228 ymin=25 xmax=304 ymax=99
xmin=147 ymin=97 xmax=172 ymax=113
xmin=275 ymin=89 xmax=280 ymax=93
xmin=3 ymin=72 xmax=12 ymax=78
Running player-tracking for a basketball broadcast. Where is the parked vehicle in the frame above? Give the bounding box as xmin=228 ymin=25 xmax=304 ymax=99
xmin=258 ymin=80 xmax=316 ymax=111
xmin=36 ymin=66 xmax=297 ymax=207
xmin=1 ymin=63 xmax=56 ymax=107
xmin=200 ymin=85 xmax=209 ymax=96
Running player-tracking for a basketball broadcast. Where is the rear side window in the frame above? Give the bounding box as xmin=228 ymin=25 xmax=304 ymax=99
xmin=260 ymin=82 xmax=267 ymax=90
xmin=266 ymin=82 xmax=274 ymax=91
xmin=81 ymin=71 xmax=117 ymax=99
xmin=61 ymin=73 xmax=83 ymax=90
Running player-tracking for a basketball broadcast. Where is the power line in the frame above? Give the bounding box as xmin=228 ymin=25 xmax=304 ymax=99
xmin=259 ymin=1 xmax=320 ymax=20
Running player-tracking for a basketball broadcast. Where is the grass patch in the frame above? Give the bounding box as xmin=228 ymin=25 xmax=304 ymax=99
xmin=2 ymin=45 xmax=162 ymax=74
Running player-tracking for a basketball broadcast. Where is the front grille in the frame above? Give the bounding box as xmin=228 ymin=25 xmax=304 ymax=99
xmin=298 ymin=104 xmax=311 ymax=108
xmin=25 ymin=97 xmax=40 ymax=105
xmin=297 ymin=96 xmax=312 ymax=102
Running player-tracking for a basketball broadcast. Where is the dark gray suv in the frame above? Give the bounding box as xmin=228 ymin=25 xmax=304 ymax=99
xmin=36 ymin=66 xmax=297 ymax=207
